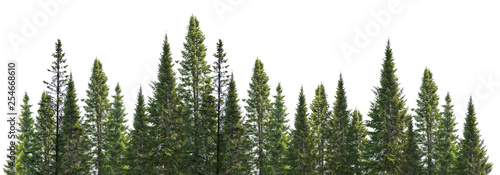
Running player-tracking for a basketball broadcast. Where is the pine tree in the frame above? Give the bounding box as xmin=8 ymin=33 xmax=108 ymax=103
xmin=43 ymin=39 xmax=69 ymax=174
xmin=83 ymin=59 xmax=110 ymax=175
xmin=327 ymin=74 xmax=350 ymax=174
xmin=287 ymin=87 xmax=313 ymax=174
xmin=212 ymin=39 xmax=230 ymax=174
xmin=103 ymin=83 xmax=128 ymax=174
xmin=264 ymin=83 xmax=290 ymax=174
xmin=147 ymin=32 xmax=183 ymax=174
xmin=13 ymin=93 xmax=36 ymax=174
xmin=35 ymin=92 xmax=56 ymax=174
xmin=435 ymin=92 xmax=458 ymax=174
xmin=200 ymin=88 xmax=218 ymax=174
xmin=244 ymin=59 xmax=272 ymax=174
xmin=401 ymin=115 xmax=422 ymax=175
xmin=178 ymin=15 xmax=212 ymax=173
xmin=457 ymin=97 xmax=493 ymax=174
xmin=60 ymin=74 xmax=90 ymax=174
xmin=346 ymin=109 xmax=368 ymax=175
xmin=413 ymin=68 xmax=440 ymax=174
xmin=366 ymin=40 xmax=408 ymax=174
xmin=309 ymin=83 xmax=330 ymax=174
xmin=127 ymin=87 xmax=150 ymax=174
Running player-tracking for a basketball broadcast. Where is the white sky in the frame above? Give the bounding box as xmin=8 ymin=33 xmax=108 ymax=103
xmin=1 ymin=0 xmax=499 ymax=173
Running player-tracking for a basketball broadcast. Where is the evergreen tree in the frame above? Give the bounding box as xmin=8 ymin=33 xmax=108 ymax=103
xmin=127 ymin=87 xmax=150 ymax=174
xmin=43 ymin=39 xmax=69 ymax=174
xmin=212 ymin=39 xmax=230 ymax=174
xmin=366 ymin=40 xmax=408 ymax=174
xmin=413 ymin=68 xmax=440 ymax=174
xmin=83 ymin=59 xmax=110 ymax=175
xmin=244 ymin=59 xmax=272 ymax=174
xmin=457 ymin=97 xmax=493 ymax=174
xmin=264 ymin=83 xmax=290 ymax=174
xmin=309 ymin=83 xmax=330 ymax=174
xmin=147 ymin=32 xmax=183 ymax=174
xmin=35 ymin=92 xmax=56 ymax=174
xmin=346 ymin=109 xmax=368 ymax=175
xmin=435 ymin=92 xmax=458 ymax=174
xmin=327 ymin=74 xmax=350 ymax=174
xmin=13 ymin=93 xmax=36 ymax=174
xmin=103 ymin=83 xmax=128 ymax=174
xmin=401 ymin=115 xmax=422 ymax=175
xmin=287 ymin=87 xmax=313 ymax=174
xmin=178 ymin=15 xmax=212 ymax=173
xmin=200 ymin=89 xmax=218 ymax=174
xmin=60 ymin=74 xmax=90 ymax=174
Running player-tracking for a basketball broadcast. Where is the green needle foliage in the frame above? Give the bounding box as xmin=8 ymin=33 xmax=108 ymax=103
xmin=309 ymin=83 xmax=330 ymax=174
xmin=13 ymin=93 xmax=36 ymax=174
xmin=265 ymin=83 xmax=290 ymax=174
xmin=435 ymin=93 xmax=458 ymax=174
xmin=401 ymin=115 xmax=422 ymax=175
xmin=346 ymin=109 xmax=368 ymax=175
xmin=103 ymin=83 xmax=128 ymax=174
xmin=127 ymin=87 xmax=150 ymax=174
xmin=35 ymin=92 xmax=56 ymax=174
xmin=327 ymin=74 xmax=350 ymax=174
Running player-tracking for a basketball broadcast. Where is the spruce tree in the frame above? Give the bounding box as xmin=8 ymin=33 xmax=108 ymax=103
xmin=264 ymin=83 xmax=290 ymax=174
xmin=200 ymin=89 xmax=218 ymax=174
xmin=327 ymin=74 xmax=350 ymax=174
xmin=457 ymin=97 xmax=493 ymax=174
xmin=413 ymin=68 xmax=440 ymax=174
xmin=287 ymin=87 xmax=313 ymax=174
xmin=127 ymin=87 xmax=150 ymax=174
xmin=366 ymin=40 xmax=408 ymax=174
xmin=309 ymin=83 xmax=330 ymax=174
xmin=401 ymin=115 xmax=422 ymax=175
xmin=178 ymin=15 xmax=212 ymax=173
xmin=13 ymin=93 xmax=36 ymax=174
xmin=103 ymin=83 xmax=128 ymax=174
xmin=346 ymin=109 xmax=368 ymax=175
xmin=35 ymin=92 xmax=56 ymax=174
xmin=435 ymin=92 xmax=458 ymax=174
xmin=244 ymin=59 xmax=272 ymax=174
xmin=83 ymin=59 xmax=110 ymax=175
xmin=43 ymin=39 xmax=69 ymax=174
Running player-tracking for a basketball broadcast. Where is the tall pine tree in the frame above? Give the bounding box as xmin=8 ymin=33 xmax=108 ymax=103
xmin=346 ymin=109 xmax=368 ymax=175
xmin=435 ymin=92 xmax=458 ymax=174
xmin=287 ymin=87 xmax=313 ymax=174
xmin=127 ymin=87 xmax=150 ymax=174
xmin=35 ymin=92 xmax=56 ymax=174
xmin=103 ymin=83 xmax=128 ymax=174
xmin=309 ymin=83 xmax=330 ymax=174
xmin=13 ymin=93 xmax=36 ymax=174
xmin=327 ymin=74 xmax=350 ymax=174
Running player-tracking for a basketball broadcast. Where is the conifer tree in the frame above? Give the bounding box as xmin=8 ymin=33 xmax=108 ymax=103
xmin=127 ymin=87 xmax=150 ymax=174
xmin=327 ymin=74 xmax=350 ymax=174
xmin=366 ymin=40 xmax=408 ymax=174
xmin=287 ymin=87 xmax=313 ymax=174
xmin=13 ymin=93 xmax=36 ymax=174
xmin=401 ymin=115 xmax=422 ymax=175
xmin=264 ymin=83 xmax=290 ymax=174
xmin=83 ymin=59 xmax=110 ymax=175
xmin=200 ymin=89 xmax=218 ymax=174
xmin=414 ymin=68 xmax=440 ymax=174
xmin=35 ymin=92 xmax=56 ymax=174
xmin=309 ymin=83 xmax=330 ymax=174
xmin=346 ymin=109 xmax=368 ymax=175
xmin=245 ymin=59 xmax=272 ymax=174
xmin=457 ymin=97 xmax=493 ymax=174
xmin=103 ymin=83 xmax=128 ymax=174
xmin=435 ymin=92 xmax=458 ymax=174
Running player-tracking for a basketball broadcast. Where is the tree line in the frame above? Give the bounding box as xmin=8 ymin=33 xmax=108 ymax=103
xmin=4 ymin=15 xmax=493 ymax=175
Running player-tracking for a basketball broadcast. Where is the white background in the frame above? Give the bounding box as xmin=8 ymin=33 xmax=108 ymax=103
xmin=1 ymin=0 xmax=499 ymax=173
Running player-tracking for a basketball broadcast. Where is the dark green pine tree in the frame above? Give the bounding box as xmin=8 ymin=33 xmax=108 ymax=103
xmin=200 ymin=87 xmax=218 ymax=174
xmin=147 ymin=32 xmax=183 ymax=174
xmin=13 ymin=93 xmax=36 ymax=174
xmin=35 ymin=92 xmax=56 ymax=174
xmin=346 ymin=109 xmax=368 ymax=175
xmin=435 ymin=92 xmax=458 ymax=174
xmin=264 ymin=83 xmax=290 ymax=174
xmin=103 ymin=83 xmax=128 ymax=174
xmin=327 ymin=74 xmax=350 ymax=174
xmin=401 ymin=115 xmax=422 ymax=175
xmin=287 ymin=87 xmax=313 ymax=175
xmin=83 ymin=59 xmax=110 ymax=175
xmin=60 ymin=74 xmax=91 ymax=174
xmin=222 ymin=73 xmax=251 ymax=174
xmin=457 ymin=97 xmax=493 ymax=174
xmin=178 ymin=15 xmax=212 ymax=173
xmin=43 ymin=39 xmax=69 ymax=174
xmin=366 ymin=40 xmax=408 ymax=174
xmin=413 ymin=68 xmax=440 ymax=174
xmin=212 ymin=39 xmax=230 ymax=174
xmin=127 ymin=87 xmax=150 ymax=175
xmin=244 ymin=59 xmax=272 ymax=175
xmin=309 ymin=83 xmax=330 ymax=175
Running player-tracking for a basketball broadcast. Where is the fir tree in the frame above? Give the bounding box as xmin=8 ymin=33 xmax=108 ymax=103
xmin=327 ymin=74 xmax=350 ymax=174
xmin=200 ymin=89 xmax=218 ymax=174
xmin=413 ymin=68 xmax=440 ymax=174
xmin=103 ymin=83 xmax=128 ymax=174
xmin=244 ymin=59 xmax=272 ymax=174
xmin=35 ymin=92 xmax=56 ymax=174
xmin=287 ymin=87 xmax=313 ymax=175
xmin=366 ymin=40 xmax=408 ymax=174
xmin=83 ymin=59 xmax=110 ymax=175
xmin=457 ymin=97 xmax=493 ymax=174
xmin=346 ymin=109 xmax=368 ymax=175
xmin=401 ymin=115 xmax=422 ymax=175
xmin=435 ymin=92 xmax=458 ymax=174
xmin=309 ymin=83 xmax=330 ymax=174
xmin=127 ymin=87 xmax=150 ymax=174
xmin=13 ymin=93 xmax=36 ymax=174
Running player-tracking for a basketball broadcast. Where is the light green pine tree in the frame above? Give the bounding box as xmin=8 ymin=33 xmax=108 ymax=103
xmin=435 ymin=92 xmax=458 ymax=174
xmin=103 ymin=83 xmax=128 ymax=174
xmin=127 ymin=87 xmax=150 ymax=175
xmin=327 ymin=74 xmax=350 ymax=174
xmin=13 ymin=93 xmax=36 ymax=174
xmin=309 ymin=83 xmax=330 ymax=174
xmin=35 ymin=92 xmax=56 ymax=174
xmin=346 ymin=109 xmax=368 ymax=175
